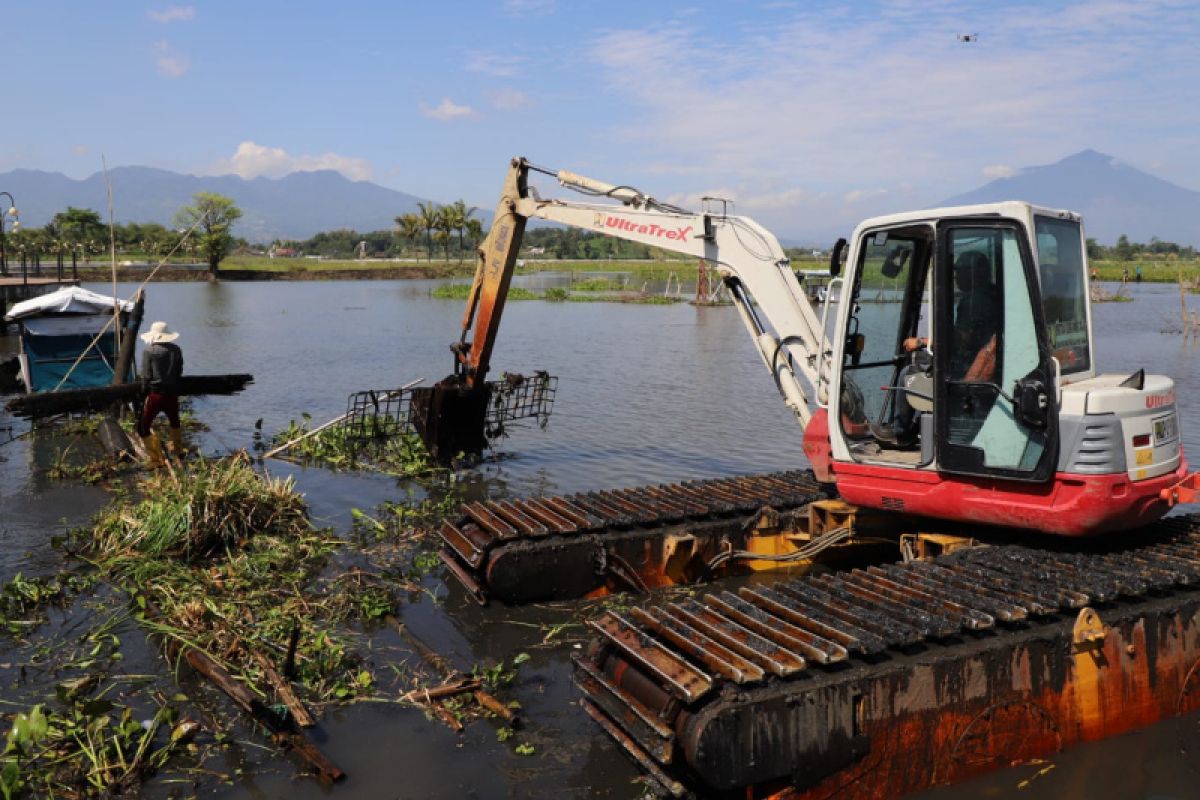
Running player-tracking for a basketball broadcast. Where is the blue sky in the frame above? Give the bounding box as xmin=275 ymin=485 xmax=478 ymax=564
xmin=7 ymin=0 xmax=1200 ymax=237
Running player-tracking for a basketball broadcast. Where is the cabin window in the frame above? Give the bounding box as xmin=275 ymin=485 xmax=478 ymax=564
xmin=838 ymin=226 xmax=931 ymax=458
xmin=1034 ymin=216 xmax=1091 ymax=374
xmin=939 ymin=225 xmax=1049 ymax=475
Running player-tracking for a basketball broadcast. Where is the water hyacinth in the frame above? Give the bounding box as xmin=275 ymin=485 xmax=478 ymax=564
xmin=91 ymin=453 xmax=307 ymax=560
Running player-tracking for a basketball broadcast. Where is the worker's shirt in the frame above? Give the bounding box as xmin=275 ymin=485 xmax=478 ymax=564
xmin=141 ymin=342 xmax=183 ymax=393
xmin=952 ymin=287 xmax=1000 ymax=378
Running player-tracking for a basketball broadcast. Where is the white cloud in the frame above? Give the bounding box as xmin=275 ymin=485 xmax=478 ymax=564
xmin=844 ymin=188 xmax=888 ymax=204
xmin=153 ymin=40 xmax=189 ymax=78
xmin=465 ymin=51 xmax=525 ymax=77
xmin=148 ymin=6 xmax=195 ymax=23
xmin=421 ymin=98 xmax=475 ymax=121
xmin=208 ymin=141 xmax=374 ymax=181
xmin=983 ymin=165 xmax=1015 ymax=179
xmin=489 ymin=87 xmax=528 ymax=111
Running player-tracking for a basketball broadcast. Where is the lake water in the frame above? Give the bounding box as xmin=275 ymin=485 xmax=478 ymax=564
xmin=1 ymin=277 xmax=1198 ymax=799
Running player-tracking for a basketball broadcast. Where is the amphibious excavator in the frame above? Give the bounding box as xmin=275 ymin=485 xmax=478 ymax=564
xmin=417 ymin=158 xmax=1200 ymax=798
xmin=425 ymin=156 xmax=1193 ymax=602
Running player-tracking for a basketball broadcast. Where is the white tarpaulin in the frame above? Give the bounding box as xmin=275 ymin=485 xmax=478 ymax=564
xmin=4 ymin=287 xmax=134 ymax=321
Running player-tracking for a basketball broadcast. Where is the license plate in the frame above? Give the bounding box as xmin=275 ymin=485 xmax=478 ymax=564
xmin=1154 ymin=414 xmax=1179 ymax=445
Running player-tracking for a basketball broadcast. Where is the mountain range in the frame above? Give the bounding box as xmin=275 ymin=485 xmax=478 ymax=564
xmin=2 ymin=150 xmax=1198 ymax=245
xmin=940 ymin=150 xmax=1200 ymax=246
xmin=0 ymin=166 xmax=435 ymax=243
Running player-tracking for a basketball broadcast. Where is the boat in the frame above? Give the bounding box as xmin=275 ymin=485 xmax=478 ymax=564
xmin=1 ymin=286 xmax=141 ymax=395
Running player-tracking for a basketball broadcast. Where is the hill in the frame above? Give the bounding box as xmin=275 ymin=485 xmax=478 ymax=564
xmin=0 ymin=167 xmax=454 ymax=243
xmin=941 ymin=150 xmax=1200 ymax=246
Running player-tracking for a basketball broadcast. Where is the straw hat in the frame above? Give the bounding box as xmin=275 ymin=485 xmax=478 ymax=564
xmin=140 ymin=321 xmax=180 ymax=345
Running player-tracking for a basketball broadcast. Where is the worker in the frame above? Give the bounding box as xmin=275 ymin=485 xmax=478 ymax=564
xmin=137 ymin=320 xmax=184 ymax=466
xmin=874 ymin=252 xmax=999 ymax=446
xmin=950 ymin=251 xmax=1000 ymax=382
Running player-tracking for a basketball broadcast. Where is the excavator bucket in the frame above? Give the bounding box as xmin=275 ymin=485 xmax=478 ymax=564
xmin=409 ymin=379 xmax=492 ymax=463
xmin=346 ymin=372 xmax=556 ymax=464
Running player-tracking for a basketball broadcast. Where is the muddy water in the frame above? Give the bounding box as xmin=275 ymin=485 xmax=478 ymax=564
xmin=2 ymin=277 xmax=1198 ymax=799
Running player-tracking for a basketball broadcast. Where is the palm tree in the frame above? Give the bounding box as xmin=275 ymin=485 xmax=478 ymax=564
xmin=445 ymin=199 xmax=478 ymax=263
xmin=394 ymin=213 xmax=423 ymax=258
xmin=465 ymin=218 xmax=484 ymax=255
xmin=432 ymin=229 xmax=451 ymax=262
xmin=436 ymin=206 xmax=455 ymax=261
xmin=417 ymin=201 xmax=441 ymax=262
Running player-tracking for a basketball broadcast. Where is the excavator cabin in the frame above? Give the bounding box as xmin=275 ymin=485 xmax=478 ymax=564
xmin=823 ymin=203 xmax=1185 ymax=534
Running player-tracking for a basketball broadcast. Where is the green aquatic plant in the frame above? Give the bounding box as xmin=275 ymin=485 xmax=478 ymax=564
xmin=431 ymin=283 xmax=539 ymax=300
xmin=87 ymin=455 xmax=375 ymax=707
xmin=0 ymin=572 xmax=96 ymax=636
xmin=570 ymin=277 xmax=624 ymax=291
xmin=0 ymin=698 xmax=185 ymax=799
xmin=270 ymin=415 xmax=444 ymax=479
xmin=91 ymin=453 xmax=306 ymax=559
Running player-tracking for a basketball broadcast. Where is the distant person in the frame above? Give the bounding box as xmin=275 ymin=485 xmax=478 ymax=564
xmin=1122 ymin=266 xmax=1130 ymax=284
xmin=1136 ymin=264 xmax=1143 ymax=283
xmin=137 ymin=321 xmax=184 ymax=467
xmin=1090 ymin=266 xmax=1098 ymax=282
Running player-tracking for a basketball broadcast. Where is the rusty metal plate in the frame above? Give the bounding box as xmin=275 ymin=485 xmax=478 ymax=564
xmin=590 ymin=612 xmax=714 ymax=702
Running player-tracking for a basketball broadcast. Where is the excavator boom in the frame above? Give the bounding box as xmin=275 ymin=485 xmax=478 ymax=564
xmin=440 ymin=157 xmax=831 ymax=445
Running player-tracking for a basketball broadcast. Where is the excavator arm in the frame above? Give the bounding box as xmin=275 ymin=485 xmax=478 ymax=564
xmin=442 ymin=157 xmax=832 ymax=447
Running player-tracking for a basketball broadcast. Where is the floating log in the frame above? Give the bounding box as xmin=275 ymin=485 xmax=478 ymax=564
xmin=144 ymin=603 xmax=343 ymax=783
xmin=178 ymin=643 xmax=343 ymax=783
xmin=473 ymin=689 xmax=517 ymax=724
xmin=253 ymin=650 xmax=316 ymax=728
xmin=400 ymin=678 xmax=482 ymax=704
xmin=386 ymin=615 xmax=520 ymax=728
xmin=4 ymin=373 xmax=254 ymax=418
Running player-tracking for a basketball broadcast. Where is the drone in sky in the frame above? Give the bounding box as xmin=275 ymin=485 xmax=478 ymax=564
xmin=958 ymin=33 xmax=979 ymax=42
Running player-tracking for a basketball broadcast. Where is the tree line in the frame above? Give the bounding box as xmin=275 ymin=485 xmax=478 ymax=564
xmin=273 ymin=200 xmax=483 ymax=262
xmin=20 ymin=194 xmax=1197 ymax=275
xmin=273 ymin=203 xmax=661 ymax=261
xmin=1 ymin=192 xmax=242 ymax=280
xmin=1087 ymin=235 xmax=1198 ymax=261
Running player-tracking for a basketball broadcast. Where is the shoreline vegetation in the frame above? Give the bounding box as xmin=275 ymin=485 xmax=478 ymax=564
xmin=61 ymin=255 xmax=1200 ymax=285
